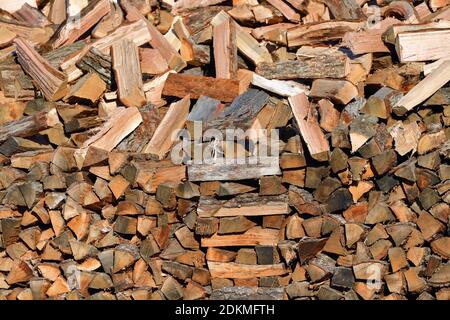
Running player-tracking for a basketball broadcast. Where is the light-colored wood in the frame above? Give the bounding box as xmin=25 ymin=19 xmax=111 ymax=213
xmin=140 ymin=48 xmax=169 ymax=75
xmin=112 ymin=39 xmax=146 ymax=108
xmin=92 ymin=20 xmax=151 ymax=55
xmin=197 ymin=194 xmax=288 ymax=218
xmin=188 ymin=156 xmax=281 ymax=181
xmin=208 ymin=261 xmax=287 ymax=279
xmin=288 ymin=93 xmax=329 ymax=161
xmin=251 ymin=72 xmax=309 ymax=97
xmin=65 ymin=72 xmax=106 ymax=103
xmin=0 ymin=0 xmax=37 ymax=13
xmin=121 ymin=0 xmax=186 ymax=72
xmin=143 ymin=95 xmax=190 ymax=160
xmin=266 ymin=0 xmax=300 ymax=22
xmin=162 ymin=73 xmax=240 ymax=102
xmin=201 ymin=226 xmax=280 ymax=247
xmin=396 ymin=28 xmax=450 ymax=62
xmin=50 ymin=0 xmax=110 ymax=49
xmin=14 ymin=38 xmax=68 ymax=102
xmin=393 ymin=60 xmax=450 ymax=115
xmin=143 ymin=71 xmax=175 ymax=107
xmin=211 ymin=11 xmax=273 ymax=65
xmin=82 ymin=107 xmax=143 ymax=152
xmin=213 ymin=15 xmax=238 ymax=79
xmin=310 ymin=79 xmax=358 ymax=105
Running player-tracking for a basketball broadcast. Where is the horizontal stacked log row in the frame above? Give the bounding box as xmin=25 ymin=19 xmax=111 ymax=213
xmin=0 ymin=0 xmax=449 ymax=301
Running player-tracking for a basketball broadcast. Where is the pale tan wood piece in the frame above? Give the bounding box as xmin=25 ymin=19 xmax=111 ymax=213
xmin=213 ymin=15 xmax=238 ymax=79
xmin=396 ymin=29 xmax=450 ymax=62
xmin=112 ymin=39 xmax=146 ymax=108
xmin=143 ymin=95 xmax=191 ymax=160
xmin=208 ymin=261 xmax=287 ymax=279
xmin=82 ymin=107 xmax=143 ymax=152
xmin=288 ymin=93 xmax=329 ymax=161
xmin=201 ymin=227 xmax=280 ymax=247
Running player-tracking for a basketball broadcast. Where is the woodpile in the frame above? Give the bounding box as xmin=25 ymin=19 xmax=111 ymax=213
xmin=0 ymin=0 xmax=449 ymax=301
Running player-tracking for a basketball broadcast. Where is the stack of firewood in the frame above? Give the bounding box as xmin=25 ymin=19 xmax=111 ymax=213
xmin=0 ymin=0 xmax=449 ymax=300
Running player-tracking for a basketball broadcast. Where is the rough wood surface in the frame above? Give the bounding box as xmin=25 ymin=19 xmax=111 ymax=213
xmin=112 ymin=39 xmax=146 ymax=108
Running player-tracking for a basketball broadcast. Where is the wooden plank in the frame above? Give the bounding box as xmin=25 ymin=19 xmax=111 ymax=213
xmin=208 ymin=261 xmax=287 ymax=279
xmin=112 ymin=39 xmax=146 ymax=108
xmin=201 ymin=227 xmax=280 ymax=247
xmin=162 ymin=73 xmax=240 ymax=102
xmin=188 ymin=156 xmax=281 ymax=181
xmin=197 ymin=193 xmax=289 ymax=218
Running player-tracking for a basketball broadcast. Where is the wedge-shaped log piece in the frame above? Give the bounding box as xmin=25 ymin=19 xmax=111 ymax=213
xmin=50 ymin=0 xmax=110 ymax=48
xmin=310 ymin=79 xmax=358 ymax=105
xmin=82 ymin=107 xmax=143 ymax=152
xmin=92 ymin=19 xmax=151 ymax=54
xmin=288 ymin=93 xmax=329 ymax=161
xmin=112 ymin=39 xmax=146 ymax=108
xmin=396 ymin=29 xmax=450 ymax=62
xmin=14 ymin=38 xmax=68 ymax=102
xmin=163 ymin=73 xmax=239 ymax=102
xmin=142 ymin=95 xmax=190 ymax=160
xmin=188 ymin=156 xmax=281 ymax=181
xmin=393 ymin=60 xmax=450 ymax=115
xmin=201 ymin=227 xmax=280 ymax=247
xmin=208 ymin=261 xmax=287 ymax=279
xmin=197 ymin=193 xmax=289 ymax=218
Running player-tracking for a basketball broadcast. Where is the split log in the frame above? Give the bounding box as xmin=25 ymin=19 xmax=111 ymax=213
xmin=14 ymin=38 xmax=68 ymax=102
xmin=188 ymin=157 xmax=281 ymax=181
xmin=111 ymin=39 xmax=146 ymax=108
xmin=211 ymin=11 xmax=273 ymax=65
xmin=208 ymin=261 xmax=287 ymax=279
xmin=49 ymin=0 xmax=111 ymax=49
xmin=288 ymin=93 xmax=329 ymax=161
xmin=393 ymin=60 xmax=450 ymax=115
xmin=162 ymin=73 xmax=240 ymax=102
xmin=0 ymin=110 xmax=59 ymax=144
xmin=197 ymin=193 xmax=288 ymax=217
xmin=256 ymin=50 xmax=350 ymax=79
xmin=396 ymin=28 xmax=450 ymax=62
xmin=201 ymin=227 xmax=280 ymax=247
xmin=142 ymin=95 xmax=190 ymax=160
